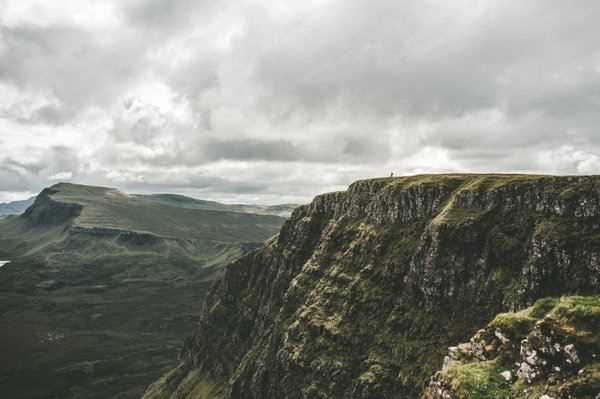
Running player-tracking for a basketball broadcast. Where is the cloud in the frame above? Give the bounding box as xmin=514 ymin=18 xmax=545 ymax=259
xmin=2 ymin=0 xmax=600 ymax=203
xmin=49 ymin=171 xmax=73 ymax=180
xmin=0 ymin=24 xmax=142 ymax=110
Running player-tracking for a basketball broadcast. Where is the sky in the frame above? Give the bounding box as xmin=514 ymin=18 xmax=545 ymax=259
xmin=1 ymin=0 xmax=600 ymax=204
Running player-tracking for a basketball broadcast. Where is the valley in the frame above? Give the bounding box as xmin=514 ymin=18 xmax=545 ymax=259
xmin=0 ymin=183 xmax=291 ymax=399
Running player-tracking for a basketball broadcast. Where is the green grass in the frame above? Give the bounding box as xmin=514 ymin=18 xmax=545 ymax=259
xmin=445 ymin=361 xmax=512 ymax=399
xmin=48 ymin=183 xmax=285 ymax=242
xmin=433 ymin=296 xmax=600 ymax=399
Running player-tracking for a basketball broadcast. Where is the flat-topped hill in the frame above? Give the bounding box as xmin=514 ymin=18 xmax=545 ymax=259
xmin=23 ymin=182 xmax=286 ymax=243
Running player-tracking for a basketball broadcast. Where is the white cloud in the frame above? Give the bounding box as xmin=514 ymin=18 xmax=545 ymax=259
xmin=49 ymin=171 xmax=73 ymax=180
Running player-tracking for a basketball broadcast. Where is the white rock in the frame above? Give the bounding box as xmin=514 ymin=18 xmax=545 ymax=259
xmin=553 ymin=343 xmax=561 ymax=352
xmin=495 ymin=330 xmax=510 ymax=344
xmin=442 ymin=355 xmax=452 ymax=370
xmin=500 ymin=370 xmax=512 ymax=381
xmin=564 ymin=344 xmax=580 ymax=364
xmin=526 ymin=350 xmax=538 ymax=365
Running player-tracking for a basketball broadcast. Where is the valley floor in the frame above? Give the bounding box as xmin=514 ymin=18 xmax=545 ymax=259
xmin=0 ymin=256 xmax=213 ymax=399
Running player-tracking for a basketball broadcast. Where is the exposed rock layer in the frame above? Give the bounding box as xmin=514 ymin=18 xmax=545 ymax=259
xmin=23 ymin=187 xmax=82 ymax=226
xmin=143 ymin=174 xmax=600 ymax=399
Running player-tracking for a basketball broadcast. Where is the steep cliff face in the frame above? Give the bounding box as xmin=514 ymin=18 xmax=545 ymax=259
xmin=143 ymin=174 xmax=600 ymax=399
xmin=22 ymin=187 xmax=82 ymax=226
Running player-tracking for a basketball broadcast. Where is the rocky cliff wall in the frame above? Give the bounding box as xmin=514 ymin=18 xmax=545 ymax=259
xmin=143 ymin=174 xmax=600 ymax=399
xmin=22 ymin=187 xmax=82 ymax=226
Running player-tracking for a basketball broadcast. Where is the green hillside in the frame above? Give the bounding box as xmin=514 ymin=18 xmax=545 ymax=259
xmin=0 ymin=183 xmax=288 ymax=399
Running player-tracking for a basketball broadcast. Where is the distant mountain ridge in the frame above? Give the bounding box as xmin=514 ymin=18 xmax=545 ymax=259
xmin=140 ymin=193 xmax=297 ymax=217
xmin=0 ymin=186 xmax=296 ymax=221
xmin=0 ymin=196 xmax=35 ymax=218
xmin=24 ymin=182 xmax=286 ymax=242
xmin=0 ymin=183 xmax=284 ymax=265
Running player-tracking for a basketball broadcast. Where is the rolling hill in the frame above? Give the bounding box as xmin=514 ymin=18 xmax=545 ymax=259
xmin=0 ymin=183 xmax=291 ymax=399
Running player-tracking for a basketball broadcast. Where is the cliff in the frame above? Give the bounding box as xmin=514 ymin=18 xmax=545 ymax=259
xmin=22 ymin=186 xmax=82 ymax=226
xmin=142 ymin=174 xmax=600 ymax=399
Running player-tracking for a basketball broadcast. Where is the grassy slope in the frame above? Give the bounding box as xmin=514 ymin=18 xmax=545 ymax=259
xmin=425 ymin=296 xmax=600 ymax=398
xmin=0 ymin=183 xmax=287 ymax=399
xmin=49 ymin=183 xmax=285 ymax=242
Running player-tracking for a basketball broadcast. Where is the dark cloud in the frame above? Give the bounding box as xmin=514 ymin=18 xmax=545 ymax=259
xmin=15 ymin=104 xmax=74 ymax=125
xmin=245 ymin=0 xmax=600 ymax=125
xmin=0 ymin=25 xmax=138 ymax=108
xmin=341 ymin=136 xmax=391 ymax=162
xmin=201 ymin=138 xmax=305 ymax=162
xmin=116 ymin=172 xmax=268 ymax=194
xmin=0 ymin=161 xmax=35 ymax=191
xmin=124 ymin=0 xmax=215 ymax=34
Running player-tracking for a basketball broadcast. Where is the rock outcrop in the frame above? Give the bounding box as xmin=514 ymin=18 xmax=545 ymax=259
xmin=422 ymin=296 xmax=600 ymax=399
xmin=142 ymin=174 xmax=600 ymax=399
xmin=23 ymin=187 xmax=82 ymax=226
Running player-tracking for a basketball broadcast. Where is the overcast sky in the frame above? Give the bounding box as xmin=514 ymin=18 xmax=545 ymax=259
xmin=1 ymin=1 xmax=600 ymax=203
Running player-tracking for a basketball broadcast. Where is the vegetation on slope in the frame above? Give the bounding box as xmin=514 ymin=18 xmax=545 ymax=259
xmin=41 ymin=182 xmax=286 ymax=241
xmin=423 ymin=296 xmax=600 ymax=399
xmin=0 ymin=182 xmax=288 ymax=399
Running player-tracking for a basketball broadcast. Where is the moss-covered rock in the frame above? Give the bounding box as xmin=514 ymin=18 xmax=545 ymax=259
xmin=423 ymin=296 xmax=600 ymax=399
